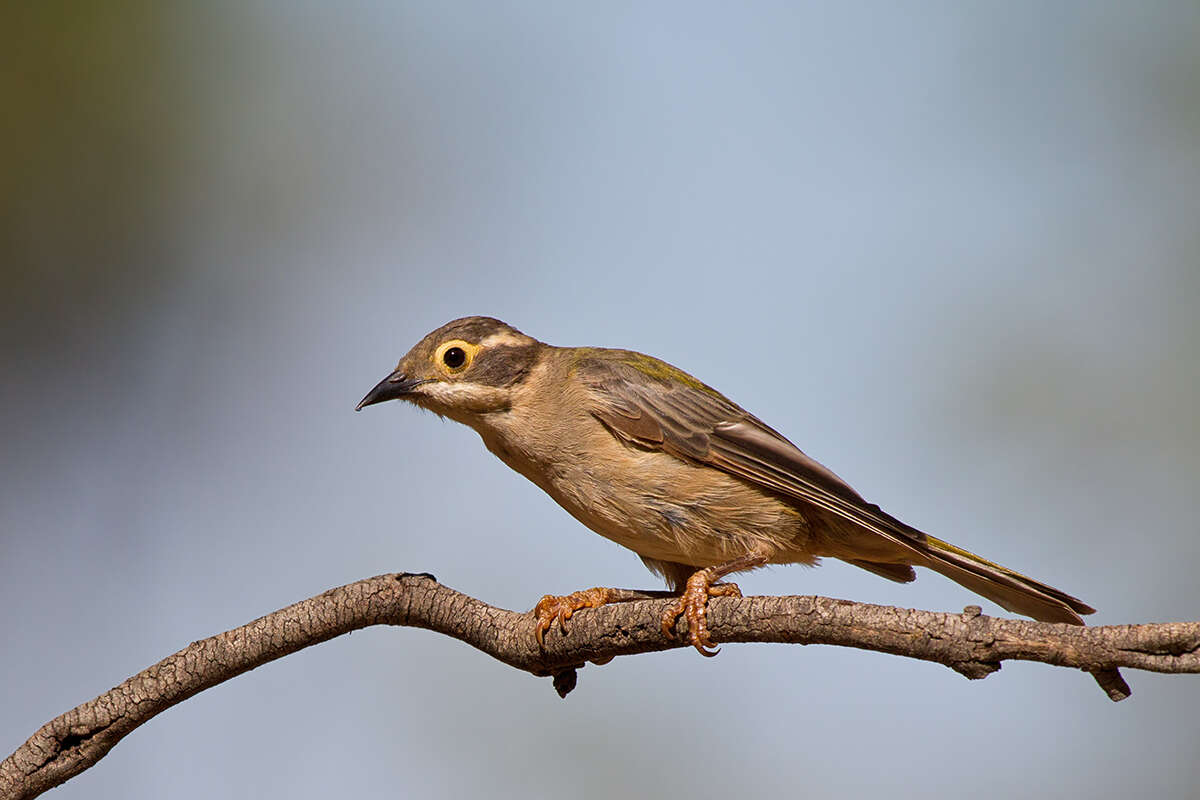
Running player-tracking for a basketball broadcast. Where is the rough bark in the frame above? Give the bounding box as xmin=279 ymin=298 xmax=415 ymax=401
xmin=4 ymin=572 xmax=1198 ymax=800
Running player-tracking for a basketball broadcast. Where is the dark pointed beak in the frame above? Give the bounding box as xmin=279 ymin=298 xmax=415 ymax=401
xmin=355 ymin=369 xmax=425 ymax=411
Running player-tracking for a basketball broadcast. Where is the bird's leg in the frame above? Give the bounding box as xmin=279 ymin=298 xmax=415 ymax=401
xmin=661 ymin=553 xmax=769 ymax=656
xmin=533 ymin=587 xmax=654 ymax=647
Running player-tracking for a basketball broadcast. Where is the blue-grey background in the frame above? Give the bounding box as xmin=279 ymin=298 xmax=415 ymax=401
xmin=3 ymin=3 xmax=1198 ymax=798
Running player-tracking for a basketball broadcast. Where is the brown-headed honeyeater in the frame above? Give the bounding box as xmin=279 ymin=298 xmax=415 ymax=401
xmin=357 ymin=316 xmax=1093 ymax=655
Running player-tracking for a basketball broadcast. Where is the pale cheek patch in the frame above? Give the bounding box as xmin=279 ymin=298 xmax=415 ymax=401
xmin=415 ymin=381 xmax=509 ymax=413
xmin=418 ymin=382 xmax=490 ymax=404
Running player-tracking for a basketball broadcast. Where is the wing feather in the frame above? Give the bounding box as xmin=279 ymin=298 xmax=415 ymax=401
xmin=582 ymin=357 xmax=927 ymax=556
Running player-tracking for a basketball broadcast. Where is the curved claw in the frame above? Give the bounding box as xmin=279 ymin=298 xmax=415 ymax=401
xmin=532 ymin=588 xmax=618 ymax=648
xmin=662 ymin=569 xmax=743 ymax=656
xmin=534 ymin=609 xmax=552 ymax=648
xmin=534 ymin=597 xmax=570 ymax=646
xmin=661 ymin=606 xmax=681 ymax=640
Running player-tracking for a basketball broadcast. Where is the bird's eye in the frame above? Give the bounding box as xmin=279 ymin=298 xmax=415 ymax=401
xmin=435 ymin=339 xmax=477 ymax=373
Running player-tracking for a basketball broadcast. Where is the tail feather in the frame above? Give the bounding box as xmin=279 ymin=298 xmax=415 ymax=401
xmin=847 ymin=559 xmax=917 ymax=584
xmin=921 ymin=536 xmax=1095 ymax=625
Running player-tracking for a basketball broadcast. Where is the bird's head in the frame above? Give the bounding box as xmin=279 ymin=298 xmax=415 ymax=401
xmin=356 ymin=316 xmax=542 ymax=424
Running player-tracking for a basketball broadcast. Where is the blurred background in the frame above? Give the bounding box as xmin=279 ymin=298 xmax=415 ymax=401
xmin=3 ymin=2 xmax=1199 ymax=797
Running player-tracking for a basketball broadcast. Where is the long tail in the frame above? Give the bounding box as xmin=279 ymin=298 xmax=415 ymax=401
xmin=920 ymin=536 xmax=1095 ymax=625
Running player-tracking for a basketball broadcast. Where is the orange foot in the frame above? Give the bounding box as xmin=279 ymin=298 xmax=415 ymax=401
xmin=533 ymin=587 xmax=620 ymax=647
xmin=661 ymin=568 xmax=743 ymax=657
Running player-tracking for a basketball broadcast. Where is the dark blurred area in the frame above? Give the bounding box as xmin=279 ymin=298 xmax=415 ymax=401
xmin=2 ymin=3 xmax=182 ymax=350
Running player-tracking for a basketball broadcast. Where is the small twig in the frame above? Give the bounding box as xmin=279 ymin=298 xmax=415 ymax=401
xmin=3 ymin=572 xmax=1198 ymax=800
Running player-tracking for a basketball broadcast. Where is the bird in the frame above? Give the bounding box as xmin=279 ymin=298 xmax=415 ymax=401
xmin=356 ymin=316 xmax=1095 ymax=655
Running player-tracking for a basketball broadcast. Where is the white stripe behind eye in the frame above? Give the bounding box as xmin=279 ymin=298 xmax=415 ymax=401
xmin=478 ymin=331 xmax=530 ymax=348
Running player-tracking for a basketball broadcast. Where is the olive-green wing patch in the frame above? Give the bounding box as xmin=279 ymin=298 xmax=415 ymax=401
xmin=577 ymin=352 xmax=929 ymax=556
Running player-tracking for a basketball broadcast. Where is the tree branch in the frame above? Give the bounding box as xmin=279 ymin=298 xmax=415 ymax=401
xmin=4 ymin=572 xmax=1198 ymax=800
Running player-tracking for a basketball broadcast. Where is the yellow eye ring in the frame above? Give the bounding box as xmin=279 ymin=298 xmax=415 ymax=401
xmin=435 ymin=339 xmax=479 ymax=374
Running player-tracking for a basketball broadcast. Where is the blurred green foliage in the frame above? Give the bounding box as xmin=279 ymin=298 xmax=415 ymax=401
xmin=1 ymin=2 xmax=182 ymax=344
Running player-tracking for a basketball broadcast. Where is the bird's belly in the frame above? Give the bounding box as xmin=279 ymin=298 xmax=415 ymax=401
xmin=536 ymin=447 xmax=814 ymax=568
